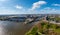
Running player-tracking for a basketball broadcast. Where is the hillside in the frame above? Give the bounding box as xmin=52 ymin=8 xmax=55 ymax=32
xmin=25 ymin=21 xmax=60 ymax=35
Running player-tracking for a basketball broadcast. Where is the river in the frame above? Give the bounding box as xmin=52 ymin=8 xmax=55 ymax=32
xmin=0 ymin=21 xmax=36 ymax=35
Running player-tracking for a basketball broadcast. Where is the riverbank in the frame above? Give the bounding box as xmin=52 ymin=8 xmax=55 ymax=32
xmin=25 ymin=21 xmax=60 ymax=35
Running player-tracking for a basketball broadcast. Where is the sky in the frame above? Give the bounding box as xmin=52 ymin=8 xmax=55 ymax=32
xmin=0 ymin=0 xmax=60 ymax=15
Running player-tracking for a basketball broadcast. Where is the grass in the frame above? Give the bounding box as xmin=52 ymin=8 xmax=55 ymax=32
xmin=25 ymin=21 xmax=60 ymax=35
xmin=25 ymin=26 xmax=41 ymax=35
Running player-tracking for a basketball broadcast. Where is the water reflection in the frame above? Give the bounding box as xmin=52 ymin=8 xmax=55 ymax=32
xmin=0 ymin=21 xmax=35 ymax=35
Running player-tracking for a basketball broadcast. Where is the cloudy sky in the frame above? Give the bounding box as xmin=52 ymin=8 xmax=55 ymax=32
xmin=0 ymin=0 xmax=60 ymax=14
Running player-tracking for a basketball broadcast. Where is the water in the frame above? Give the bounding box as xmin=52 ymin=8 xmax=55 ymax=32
xmin=0 ymin=21 xmax=35 ymax=35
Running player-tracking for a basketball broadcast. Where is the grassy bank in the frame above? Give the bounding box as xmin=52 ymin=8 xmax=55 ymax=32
xmin=25 ymin=21 xmax=60 ymax=35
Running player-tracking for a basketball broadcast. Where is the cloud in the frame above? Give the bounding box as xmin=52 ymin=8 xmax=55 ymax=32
xmin=0 ymin=9 xmax=22 ymax=15
xmin=15 ymin=5 xmax=23 ymax=9
xmin=30 ymin=1 xmax=46 ymax=11
xmin=52 ymin=4 xmax=60 ymax=6
xmin=39 ymin=7 xmax=60 ymax=14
